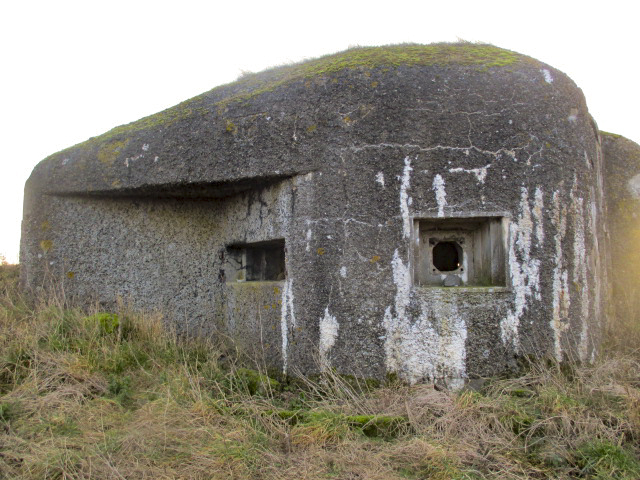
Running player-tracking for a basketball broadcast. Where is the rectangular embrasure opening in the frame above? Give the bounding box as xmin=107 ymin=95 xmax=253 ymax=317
xmin=226 ymin=239 xmax=286 ymax=282
xmin=414 ymin=217 xmax=507 ymax=288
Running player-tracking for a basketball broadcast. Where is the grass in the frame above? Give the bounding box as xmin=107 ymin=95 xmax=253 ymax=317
xmin=1 ymin=263 xmax=639 ymax=479
xmin=46 ymin=43 xmax=535 ymax=161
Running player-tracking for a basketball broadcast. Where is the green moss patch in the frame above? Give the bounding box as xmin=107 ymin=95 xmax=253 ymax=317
xmin=574 ymin=440 xmax=640 ymax=479
xmin=274 ymin=409 xmax=409 ymax=439
xmin=600 ymin=130 xmax=623 ymax=139
xmin=213 ymin=43 xmax=524 ymax=109
xmin=47 ymin=43 xmax=529 ymax=159
xmin=97 ymin=139 xmax=130 ymax=166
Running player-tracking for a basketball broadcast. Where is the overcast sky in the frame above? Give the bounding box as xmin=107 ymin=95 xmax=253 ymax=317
xmin=1 ymin=0 xmax=638 ymax=263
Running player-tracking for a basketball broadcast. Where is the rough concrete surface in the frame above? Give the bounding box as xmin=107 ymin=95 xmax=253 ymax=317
xmin=22 ymin=44 xmax=623 ymax=386
xmin=601 ymin=133 xmax=640 ymax=328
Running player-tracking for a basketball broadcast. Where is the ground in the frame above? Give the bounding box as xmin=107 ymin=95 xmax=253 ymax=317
xmin=1 ymin=264 xmax=639 ymax=479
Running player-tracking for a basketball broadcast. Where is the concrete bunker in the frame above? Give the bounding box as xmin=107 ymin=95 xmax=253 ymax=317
xmin=22 ymin=43 xmax=635 ymax=387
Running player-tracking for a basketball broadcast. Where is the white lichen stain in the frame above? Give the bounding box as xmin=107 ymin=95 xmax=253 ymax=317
xmin=551 ymin=190 xmax=570 ymax=361
xmin=533 ymin=187 xmax=544 ymax=246
xmin=319 ymin=307 xmax=339 ymax=370
xmin=570 ymin=181 xmax=590 ymax=362
xmin=501 ymin=187 xmax=542 ymax=349
xmin=280 ymin=277 xmax=296 ymax=374
xmin=125 ymin=152 xmax=145 ymax=166
xmin=627 ymin=173 xmax=640 ymax=199
xmin=432 ymin=174 xmax=447 ymax=217
xmin=588 ymin=197 xmax=602 ymax=363
xmin=383 ymin=250 xmax=467 ymax=387
xmin=340 ymin=266 xmax=347 ymax=278
xmin=305 ymin=229 xmax=312 ymax=252
xmin=449 ymin=164 xmax=490 ymax=183
xmin=382 ymin=249 xmax=412 ymax=371
xmin=542 ymin=69 xmax=554 ymax=83
xmin=375 ymin=171 xmax=385 ymax=188
xmin=142 ymin=144 xmax=149 ymax=151
xmin=382 ymin=159 xmax=467 ymax=387
xmin=568 ymin=108 xmax=579 ymax=123
xmin=400 ymin=158 xmax=413 ymax=238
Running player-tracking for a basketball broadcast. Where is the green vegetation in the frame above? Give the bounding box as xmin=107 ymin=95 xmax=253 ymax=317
xmin=0 ymin=258 xmax=17 ymax=284
xmin=600 ymin=131 xmax=623 ymax=139
xmin=214 ymin=43 xmax=524 ymax=109
xmin=97 ymin=138 xmax=130 ymax=166
xmin=47 ymin=43 xmax=531 ymax=160
xmin=1 ymin=266 xmax=639 ymax=479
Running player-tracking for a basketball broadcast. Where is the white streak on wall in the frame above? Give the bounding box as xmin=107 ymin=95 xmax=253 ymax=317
xmin=400 ymin=158 xmax=413 ymax=238
xmin=588 ymin=198 xmax=601 ymax=363
xmin=590 ymin=198 xmax=601 ymax=321
xmin=281 ymin=278 xmax=296 ymax=374
xmin=319 ymin=307 xmax=339 ymax=370
xmin=627 ymin=173 xmax=640 ymax=199
xmin=449 ymin=164 xmax=490 ymax=183
xmin=376 ymin=171 xmax=385 ymax=188
xmin=533 ymin=187 xmax=544 ymax=246
xmin=382 ymin=249 xmax=412 ymax=370
xmin=432 ymin=174 xmax=447 ymax=217
xmin=591 ymin=143 xmax=606 ymax=361
xmin=382 ymin=161 xmax=467 ymax=386
xmin=501 ymin=187 xmax=542 ymax=348
xmin=340 ymin=266 xmax=347 ymax=278
xmin=570 ymin=181 xmax=590 ymax=362
xmin=417 ymin=293 xmax=467 ymax=389
xmin=551 ymin=190 xmax=570 ymax=361
xmin=542 ymin=69 xmax=554 ymax=83
xmin=383 ymin=249 xmax=468 ymax=387
xmin=305 ymin=229 xmax=312 ymax=252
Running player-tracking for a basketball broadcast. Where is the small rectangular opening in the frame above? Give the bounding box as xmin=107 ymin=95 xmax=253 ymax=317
xmin=414 ymin=216 xmax=507 ymax=288
xmin=226 ymin=239 xmax=286 ymax=282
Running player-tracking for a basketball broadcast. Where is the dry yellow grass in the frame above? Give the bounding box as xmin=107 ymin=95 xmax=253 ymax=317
xmin=1 ymin=263 xmax=639 ymax=479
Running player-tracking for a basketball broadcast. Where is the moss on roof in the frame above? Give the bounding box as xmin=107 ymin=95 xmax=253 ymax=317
xmin=600 ymin=131 xmax=623 ymax=139
xmin=244 ymin=43 xmax=523 ymax=82
xmin=220 ymin=43 xmax=525 ymax=104
xmin=52 ymin=43 xmax=531 ymax=157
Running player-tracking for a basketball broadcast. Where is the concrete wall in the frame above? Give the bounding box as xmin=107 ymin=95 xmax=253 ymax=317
xmin=601 ymin=133 xmax=640 ymax=327
xmin=21 ymin=45 xmax=609 ymax=386
xmin=22 ymin=180 xmax=296 ymax=363
xmin=294 ymin=137 xmax=605 ymax=385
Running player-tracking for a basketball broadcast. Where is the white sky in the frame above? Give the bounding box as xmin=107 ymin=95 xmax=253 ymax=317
xmin=1 ymin=0 xmax=638 ymax=263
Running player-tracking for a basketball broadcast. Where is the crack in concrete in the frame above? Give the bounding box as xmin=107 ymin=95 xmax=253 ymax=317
xmin=349 ymin=142 xmax=521 ymax=160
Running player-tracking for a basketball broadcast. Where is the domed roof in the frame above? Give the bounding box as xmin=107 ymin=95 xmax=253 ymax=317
xmin=29 ymin=43 xmax=586 ymax=197
xmin=62 ymin=44 xmax=539 ymax=146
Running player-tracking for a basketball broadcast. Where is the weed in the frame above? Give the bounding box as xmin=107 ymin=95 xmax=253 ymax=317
xmin=89 ymin=312 xmax=120 ymax=335
xmin=0 ymin=400 xmax=18 ymax=423
xmin=106 ymin=374 xmax=135 ymax=408
xmin=1 ymin=268 xmax=639 ymax=479
xmin=574 ymin=440 xmax=640 ymax=479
